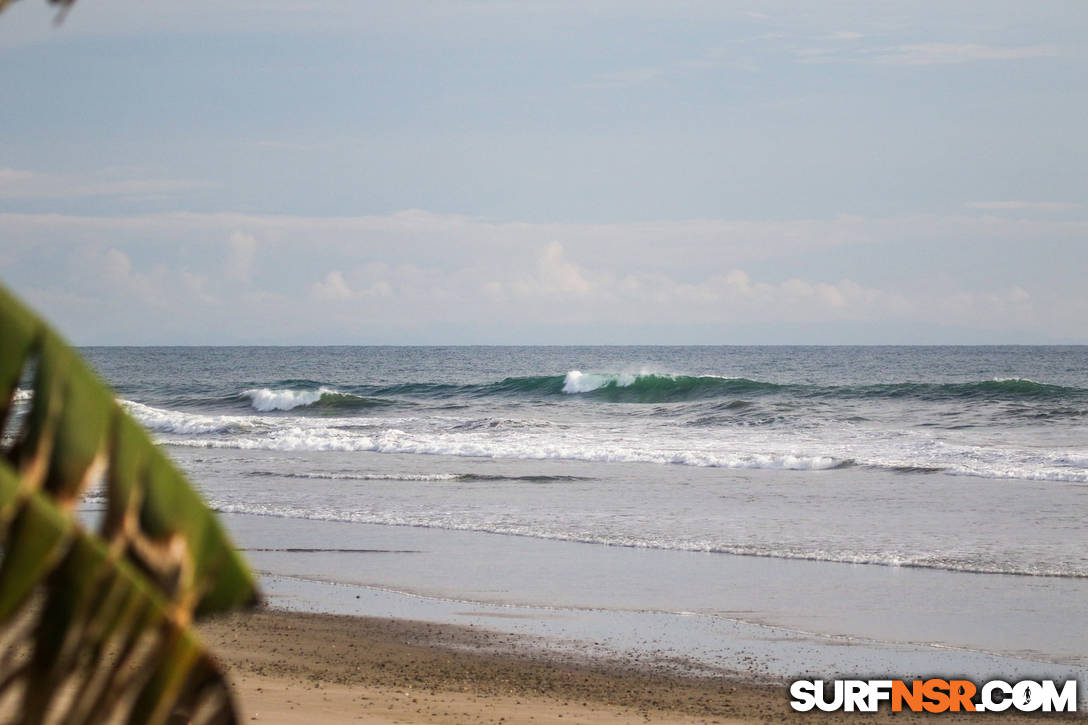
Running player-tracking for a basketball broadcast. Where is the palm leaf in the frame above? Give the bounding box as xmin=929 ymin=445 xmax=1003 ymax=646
xmin=0 ymin=283 xmax=259 ymax=724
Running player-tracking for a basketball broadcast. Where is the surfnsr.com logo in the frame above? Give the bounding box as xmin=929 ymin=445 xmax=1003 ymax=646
xmin=790 ymin=679 xmax=1078 ymax=713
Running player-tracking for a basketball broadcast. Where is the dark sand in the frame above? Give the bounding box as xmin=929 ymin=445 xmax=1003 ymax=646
xmin=197 ymin=608 xmax=1074 ymax=724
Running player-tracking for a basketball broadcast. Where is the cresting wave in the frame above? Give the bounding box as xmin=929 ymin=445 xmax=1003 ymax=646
xmin=246 ymin=374 xmax=1088 ymax=406
xmin=557 ymin=371 xmax=783 ymax=401
xmin=16 ymin=373 xmax=1088 ymax=413
xmin=504 ymin=373 xmax=1088 ymax=402
xmin=408 ymin=373 xmax=1088 ymax=402
xmin=206 ymin=501 xmax=1087 ymax=579
xmin=109 ymin=375 xmax=1088 ymax=415
xmin=243 ymin=387 xmax=392 ymax=412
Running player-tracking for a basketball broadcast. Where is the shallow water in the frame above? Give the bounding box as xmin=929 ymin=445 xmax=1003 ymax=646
xmin=61 ymin=345 xmax=1088 ymax=690
xmin=73 ymin=345 xmax=1088 ymax=580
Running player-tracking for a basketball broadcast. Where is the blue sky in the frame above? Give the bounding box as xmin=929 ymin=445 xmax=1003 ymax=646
xmin=1 ymin=0 xmax=1086 ymax=344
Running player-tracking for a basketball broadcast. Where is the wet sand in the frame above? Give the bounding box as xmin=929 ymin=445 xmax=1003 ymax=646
xmin=198 ymin=608 xmax=1070 ymax=724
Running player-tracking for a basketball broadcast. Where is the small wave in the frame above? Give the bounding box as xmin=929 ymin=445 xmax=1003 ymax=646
xmin=245 ymin=471 xmax=591 ymax=483
xmin=685 ymin=414 xmax=786 ymax=428
xmin=123 ymin=400 xmax=406 ymax=438
xmin=370 ymin=382 xmax=468 ymax=397
xmin=166 ymin=429 xmax=851 ymax=471
xmin=450 ymin=417 xmax=553 ymax=431
xmin=888 ymin=465 xmax=945 ymax=474
xmin=849 ymin=378 xmax=1087 ymax=401
xmin=12 ymin=388 xmax=33 ymax=402
xmin=246 ymin=471 xmax=463 ymax=482
xmin=243 ymin=387 xmax=392 ymax=412
xmin=204 ymin=504 xmax=1087 ymax=579
xmin=122 ymin=401 xmax=256 ymax=435
xmin=459 ymin=473 xmax=591 ymax=483
xmin=944 ymin=466 xmax=1088 ymax=484
xmin=558 ymin=371 xmax=784 ymax=402
xmin=862 ymin=460 xmax=1087 ymax=483
xmin=1006 ymin=407 xmax=1088 ymax=422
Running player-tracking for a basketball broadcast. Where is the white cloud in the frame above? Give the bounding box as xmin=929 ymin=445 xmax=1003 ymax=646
xmin=92 ymin=248 xmax=163 ymax=306
xmin=179 ymin=270 xmax=217 ymax=305
xmin=0 ymin=167 xmax=217 ymax=201
xmin=966 ymin=201 xmax=1082 ymax=212
xmin=871 ymin=43 xmax=1058 ymax=66
xmin=583 ymin=67 xmax=666 ymax=89
xmin=583 ymin=43 xmax=760 ymax=89
xmin=311 ymin=270 xmax=354 ymax=301
xmin=0 ymin=210 xmax=883 ymax=272
xmin=1 ymin=209 xmax=1084 ymax=343
xmin=510 ymin=242 xmax=592 ymax=298
xmin=792 ymin=41 xmax=1060 ymax=67
xmin=226 ymin=231 xmax=258 ymax=284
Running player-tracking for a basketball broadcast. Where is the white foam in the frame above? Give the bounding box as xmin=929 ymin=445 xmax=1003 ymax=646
xmin=166 ymin=422 xmax=848 ymax=471
xmin=123 ymin=397 xmax=1087 ymax=484
xmin=203 ymin=502 xmax=1085 ymax=578
xmin=944 ymin=465 xmax=1088 ymax=484
xmin=122 ymin=400 xmax=253 ymax=435
xmin=244 ymin=387 xmax=337 ymax=411
xmin=562 ymin=371 xmax=638 ymax=394
xmin=162 ymin=420 xmax=1088 ymax=483
xmin=12 ymin=388 xmax=32 ymax=402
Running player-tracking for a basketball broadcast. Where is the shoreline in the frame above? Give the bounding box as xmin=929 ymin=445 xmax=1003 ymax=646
xmin=219 ymin=509 xmax=1088 ymax=681
xmin=79 ymin=502 xmax=1088 ymax=696
xmin=198 ymin=607 xmax=1074 ymax=724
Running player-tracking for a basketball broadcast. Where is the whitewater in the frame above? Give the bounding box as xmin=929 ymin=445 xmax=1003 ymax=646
xmin=58 ymin=345 xmax=1087 ymax=581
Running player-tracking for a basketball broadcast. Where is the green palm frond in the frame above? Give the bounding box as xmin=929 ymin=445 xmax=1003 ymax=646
xmin=0 ymin=283 xmax=259 ymax=724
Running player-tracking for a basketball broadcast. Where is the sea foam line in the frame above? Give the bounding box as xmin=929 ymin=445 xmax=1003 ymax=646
xmin=206 ymin=503 xmax=1087 ymax=579
xmin=168 ymin=430 xmax=849 ymax=471
xmin=121 ymin=401 xmax=1088 ymax=483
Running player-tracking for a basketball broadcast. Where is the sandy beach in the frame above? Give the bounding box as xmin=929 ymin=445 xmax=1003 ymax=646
xmin=198 ymin=608 xmax=1073 ymax=724
xmin=60 ymin=345 xmax=1088 ymax=722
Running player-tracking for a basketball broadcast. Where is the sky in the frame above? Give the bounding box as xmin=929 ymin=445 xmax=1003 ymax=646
xmin=1 ymin=0 xmax=1086 ymax=345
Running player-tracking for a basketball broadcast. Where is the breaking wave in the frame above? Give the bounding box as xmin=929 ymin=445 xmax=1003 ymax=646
xmin=121 ymin=374 xmax=1088 ymax=414
xmin=117 ymin=399 xmax=1088 ymax=483
xmin=366 ymin=373 xmax=1087 ymax=404
xmin=243 ymin=387 xmax=392 ymax=412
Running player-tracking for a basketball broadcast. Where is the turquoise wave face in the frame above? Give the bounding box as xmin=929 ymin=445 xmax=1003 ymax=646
xmin=247 ymin=374 xmax=1088 ymax=406
xmin=116 ymin=373 xmax=1088 ymax=414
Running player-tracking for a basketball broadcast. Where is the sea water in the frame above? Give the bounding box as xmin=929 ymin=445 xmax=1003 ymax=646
xmin=74 ymin=346 xmax=1087 ymax=574
xmin=50 ymin=346 xmax=1088 ymax=676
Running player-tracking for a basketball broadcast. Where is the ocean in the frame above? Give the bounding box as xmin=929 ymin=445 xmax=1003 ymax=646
xmin=60 ymin=345 xmax=1088 ymax=681
xmin=78 ymin=346 xmax=1087 ymax=575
